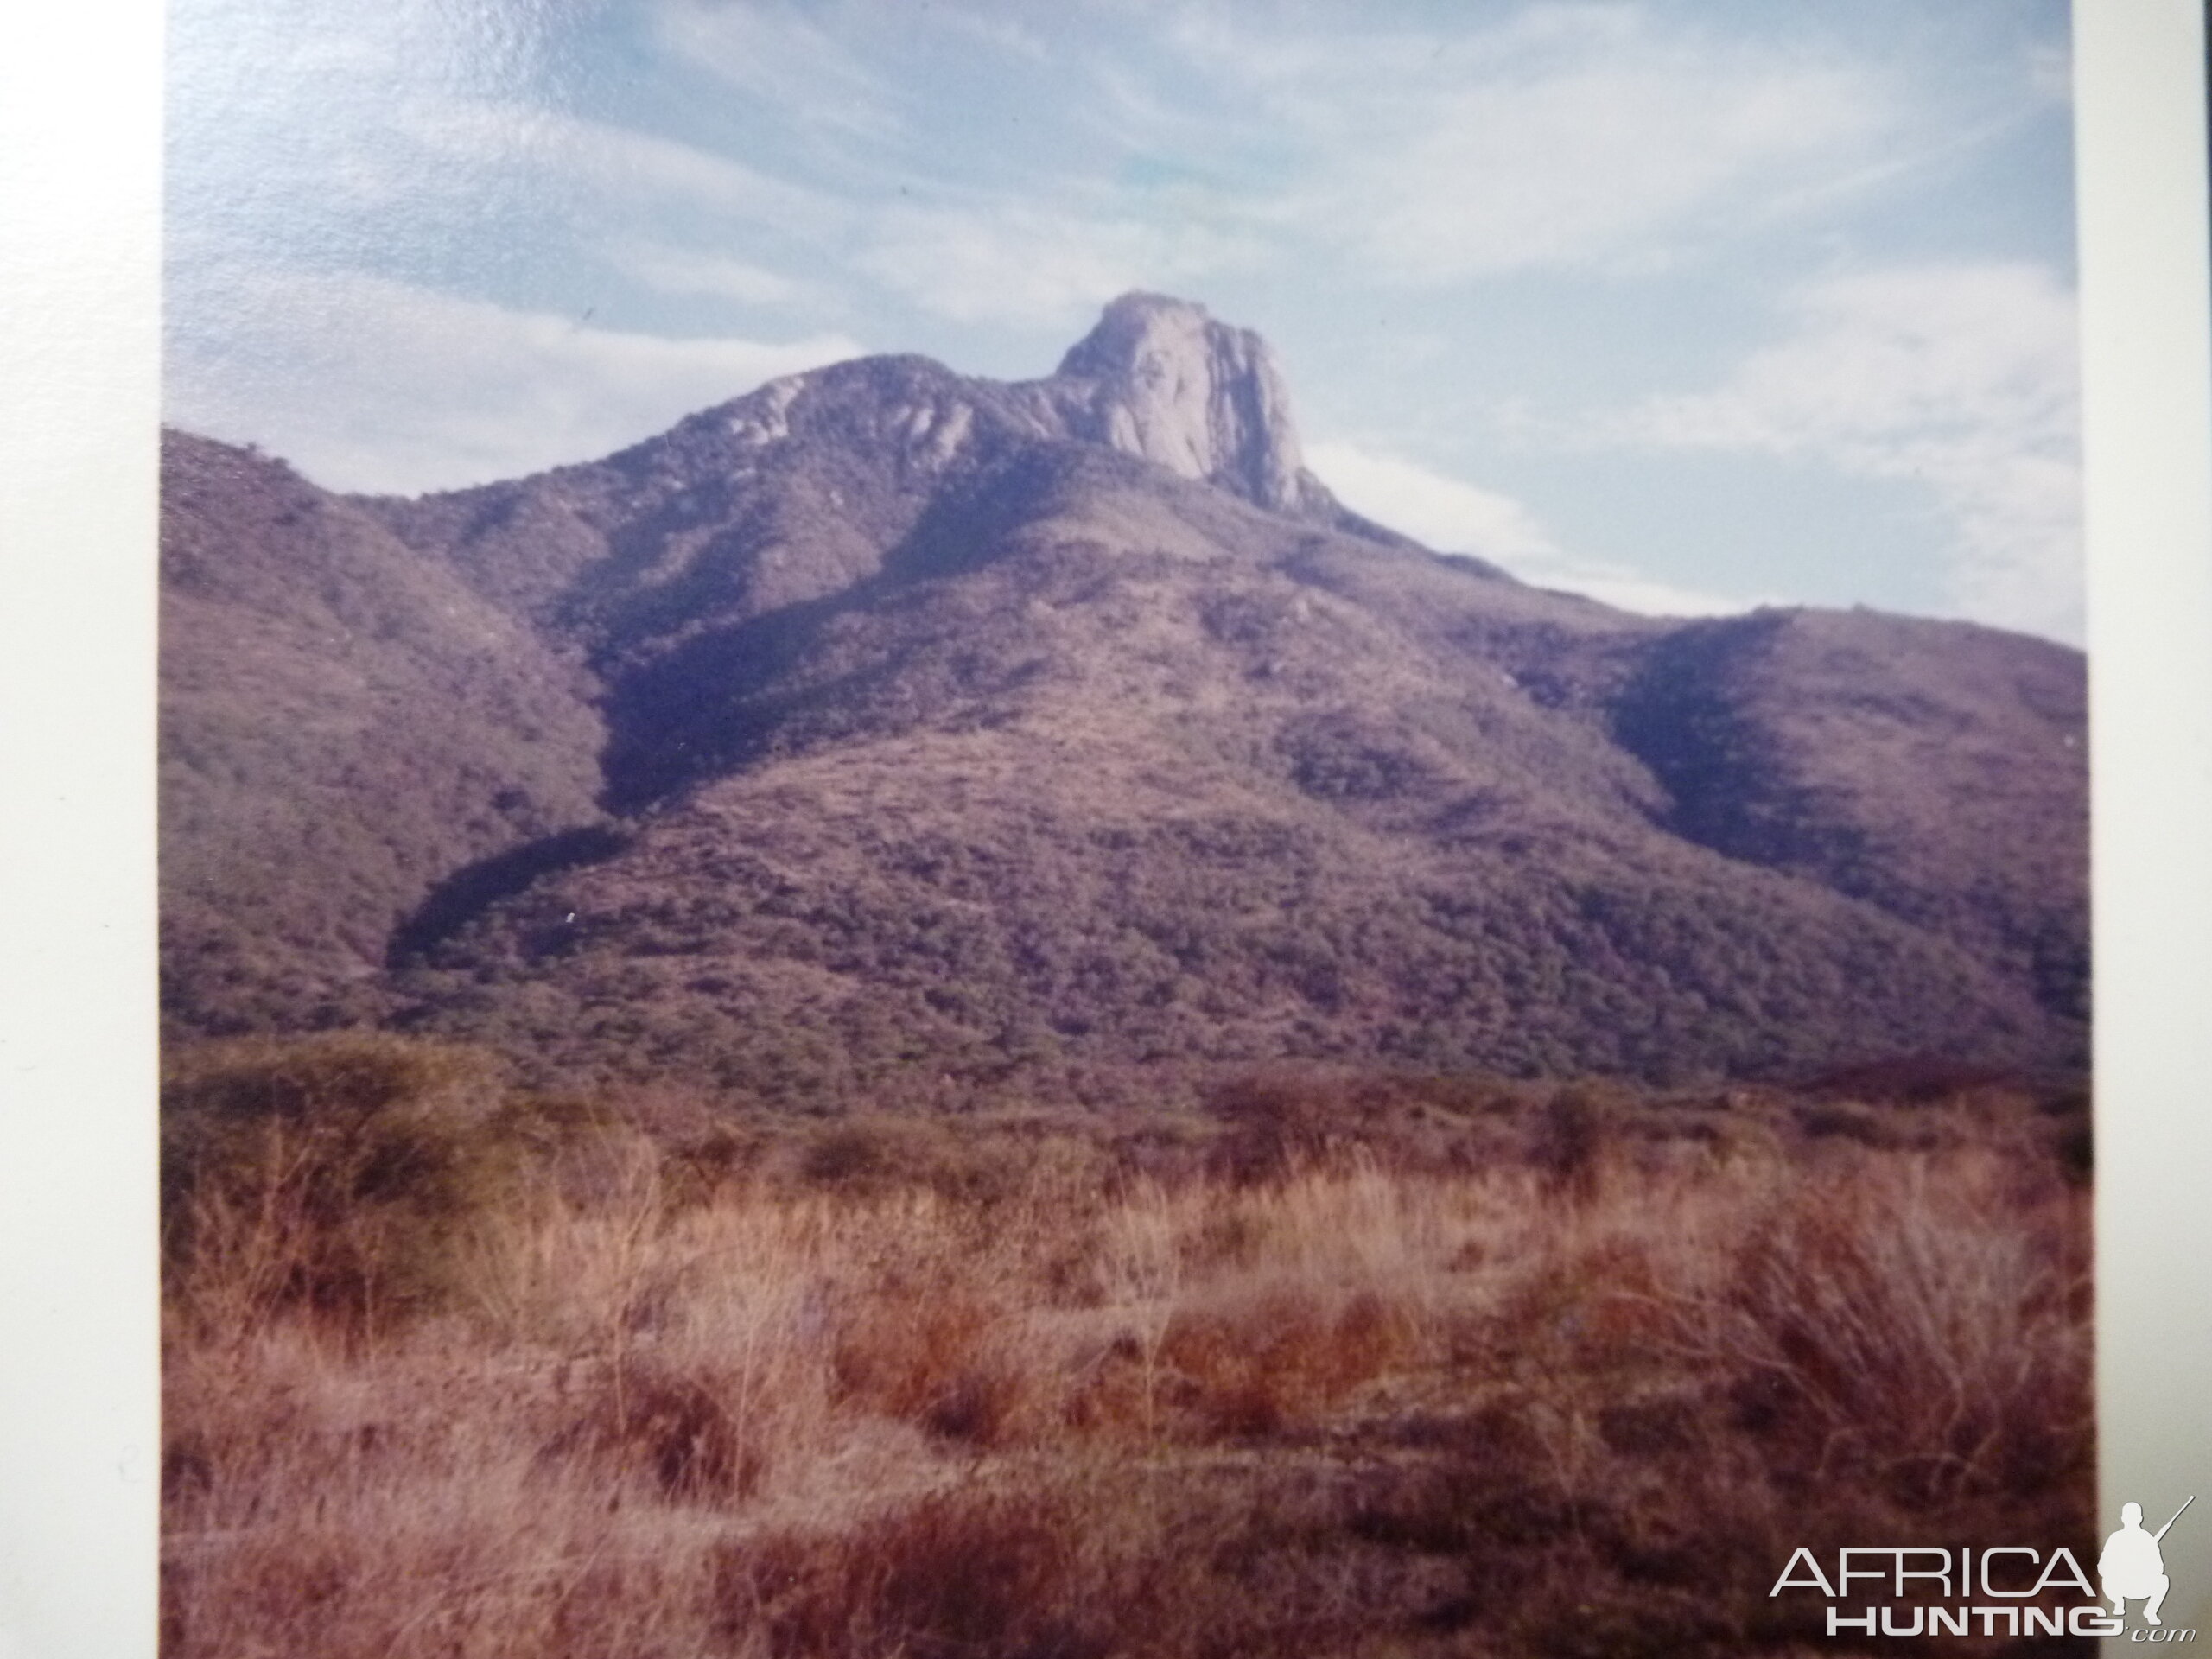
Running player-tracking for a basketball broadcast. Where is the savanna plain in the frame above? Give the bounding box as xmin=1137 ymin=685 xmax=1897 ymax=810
xmin=161 ymin=1035 xmax=2092 ymax=1659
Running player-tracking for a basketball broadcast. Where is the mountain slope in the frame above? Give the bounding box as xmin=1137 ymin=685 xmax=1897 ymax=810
xmin=159 ymin=432 xmax=607 ymax=1034
xmin=162 ymin=296 xmax=2088 ymax=1099
xmin=379 ymin=447 xmax=2071 ymax=1099
xmin=1611 ymin=608 xmax=2089 ymax=1021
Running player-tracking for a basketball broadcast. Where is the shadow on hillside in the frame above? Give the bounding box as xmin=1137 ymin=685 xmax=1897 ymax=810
xmin=593 ymin=446 xmax=1114 ymax=812
xmin=385 ymin=823 xmax=632 ymax=966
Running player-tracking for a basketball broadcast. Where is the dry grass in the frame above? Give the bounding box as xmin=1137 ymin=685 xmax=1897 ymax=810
xmin=162 ymin=1046 xmax=2093 ymax=1657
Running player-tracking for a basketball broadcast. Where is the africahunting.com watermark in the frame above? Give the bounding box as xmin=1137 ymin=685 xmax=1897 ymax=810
xmin=1771 ymin=1497 xmax=2196 ymax=1640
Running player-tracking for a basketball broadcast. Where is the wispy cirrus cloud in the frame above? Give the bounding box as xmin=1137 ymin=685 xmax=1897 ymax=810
xmin=607 ymin=244 xmax=804 ymax=308
xmin=856 ymin=201 xmax=1257 ymax=329
xmin=1600 ymin=261 xmax=2082 ymax=639
xmin=653 ymin=0 xmax=907 ymax=143
xmin=638 ymin=3 xmax=1909 ymax=318
xmin=389 ymin=100 xmax=842 ymax=232
xmin=1159 ymin=6 xmax=1897 ymax=282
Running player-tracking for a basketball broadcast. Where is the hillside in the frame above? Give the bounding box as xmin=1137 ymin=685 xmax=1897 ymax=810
xmin=159 ymin=432 xmax=606 ymax=1033
xmin=161 ymin=295 xmax=2088 ymax=1101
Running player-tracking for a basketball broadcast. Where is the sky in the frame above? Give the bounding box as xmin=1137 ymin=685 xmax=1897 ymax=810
xmin=165 ymin=0 xmax=2082 ymax=642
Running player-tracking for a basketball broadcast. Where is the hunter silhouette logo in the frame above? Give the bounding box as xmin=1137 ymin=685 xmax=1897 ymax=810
xmin=2103 ymin=1497 xmax=2193 ymax=1630
xmin=1768 ymin=1510 xmax=2201 ymax=1641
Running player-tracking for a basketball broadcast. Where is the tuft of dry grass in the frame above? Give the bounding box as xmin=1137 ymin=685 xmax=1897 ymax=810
xmin=162 ymin=1047 xmax=2093 ymax=1658
xmin=1673 ymin=1150 xmax=2091 ymax=1509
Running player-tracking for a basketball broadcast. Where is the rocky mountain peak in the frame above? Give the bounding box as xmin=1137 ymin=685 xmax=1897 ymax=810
xmin=1036 ymin=292 xmax=1316 ymax=514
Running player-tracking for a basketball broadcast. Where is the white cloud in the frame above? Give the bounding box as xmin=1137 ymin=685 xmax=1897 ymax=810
xmin=639 ymin=4 xmax=1910 ymax=315
xmin=1305 ymin=440 xmax=1560 ymax=564
xmin=1557 ymin=569 xmax=1765 ymax=620
xmin=654 ymin=0 xmax=906 ymax=142
xmin=857 ymin=202 xmax=1252 ymax=329
xmin=394 ymin=101 xmax=838 ymax=230
xmin=1350 ymin=60 xmax=1878 ymax=281
xmin=1165 ymin=8 xmax=1895 ymax=281
xmin=1306 ymin=439 xmax=1755 ymax=620
xmin=609 ymin=244 xmax=803 ymax=307
xmin=165 ymin=265 xmax=864 ymax=494
xmin=1606 ymin=262 xmax=2082 ymax=639
xmin=168 ymin=2 xmax=844 ymax=257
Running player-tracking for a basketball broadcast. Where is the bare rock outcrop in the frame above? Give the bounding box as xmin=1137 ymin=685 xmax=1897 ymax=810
xmin=1020 ymin=292 xmax=1327 ymax=515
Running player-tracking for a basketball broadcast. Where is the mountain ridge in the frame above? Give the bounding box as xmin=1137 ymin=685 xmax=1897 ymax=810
xmin=160 ymin=294 xmax=2088 ymax=1103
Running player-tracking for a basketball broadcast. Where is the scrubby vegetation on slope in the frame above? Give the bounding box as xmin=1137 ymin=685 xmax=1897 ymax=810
xmin=160 ymin=433 xmax=607 ymax=1037
xmin=164 ymin=396 xmax=2088 ymax=1090
xmin=373 ymin=456 xmax=2082 ymax=1097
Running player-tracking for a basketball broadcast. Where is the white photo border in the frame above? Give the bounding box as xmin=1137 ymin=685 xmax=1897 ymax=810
xmin=1 ymin=3 xmax=2206 ymax=1653
xmin=2077 ymin=0 xmax=2212 ymax=1637
xmin=0 ymin=4 xmax=162 ymax=1658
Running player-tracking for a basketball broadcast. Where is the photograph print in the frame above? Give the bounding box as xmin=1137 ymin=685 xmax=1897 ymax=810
xmin=157 ymin=3 xmax=2099 ymax=1654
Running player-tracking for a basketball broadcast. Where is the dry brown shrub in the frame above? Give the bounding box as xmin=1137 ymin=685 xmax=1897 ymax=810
xmin=796 ymin=1114 xmax=1094 ymax=1207
xmin=713 ymin=1474 xmax=1202 ymax=1659
xmin=1205 ymin=1071 xmax=1353 ymax=1182
xmin=731 ymin=1496 xmax=1098 ymax=1658
xmin=551 ymin=1354 xmax=768 ymax=1502
xmin=1675 ymin=1151 xmax=2090 ymax=1508
xmin=162 ymin=1034 xmax=516 ymax=1336
xmin=1529 ymin=1085 xmax=1618 ymax=1201
xmin=830 ymin=1290 xmax=990 ymax=1413
xmin=1161 ymin=1281 xmax=1417 ymax=1437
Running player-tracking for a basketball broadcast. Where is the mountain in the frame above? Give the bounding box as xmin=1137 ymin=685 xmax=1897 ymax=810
xmin=160 ymin=295 xmax=2088 ymax=1104
xmin=160 ymin=431 xmax=605 ymax=1033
